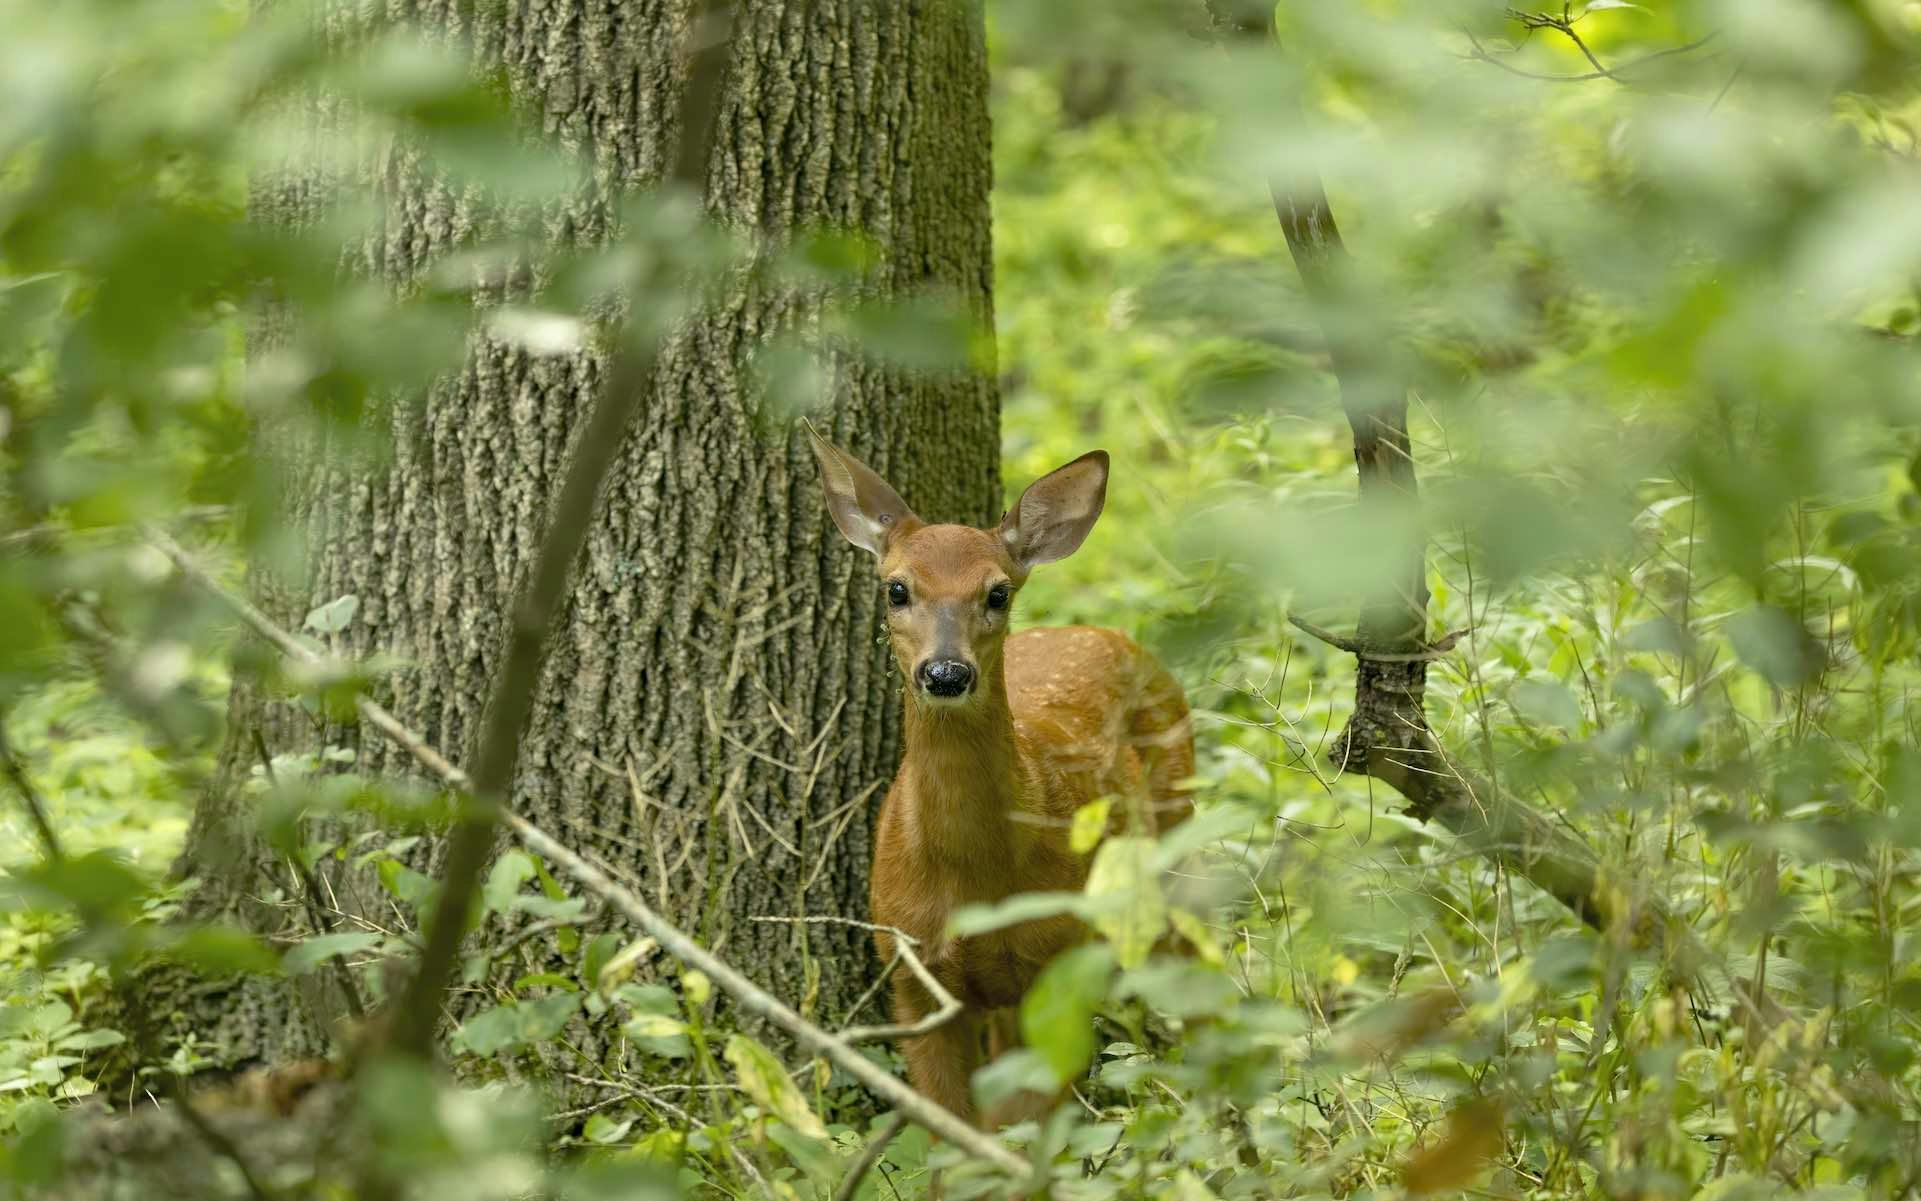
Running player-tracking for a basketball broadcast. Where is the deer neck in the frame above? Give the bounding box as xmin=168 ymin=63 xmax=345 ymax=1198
xmin=899 ymin=662 xmax=1028 ymax=867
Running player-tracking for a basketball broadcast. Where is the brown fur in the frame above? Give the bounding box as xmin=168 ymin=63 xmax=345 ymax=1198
xmin=870 ymin=621 xmax=1192 ymax=1125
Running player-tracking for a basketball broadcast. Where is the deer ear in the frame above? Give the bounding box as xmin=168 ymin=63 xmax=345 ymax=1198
xmin=804 ymin=419 xmax=921 ymax=557
xmin=1000 ymin=450 xmax=1108 ymax=570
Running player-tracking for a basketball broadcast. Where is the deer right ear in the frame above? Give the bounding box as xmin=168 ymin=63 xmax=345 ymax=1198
xmin=804 ymin=420 xmax=921 ymax=557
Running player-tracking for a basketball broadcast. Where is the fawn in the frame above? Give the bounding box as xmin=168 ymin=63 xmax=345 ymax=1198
xmin=808 ymin=424 xmax=1193 ymax=1127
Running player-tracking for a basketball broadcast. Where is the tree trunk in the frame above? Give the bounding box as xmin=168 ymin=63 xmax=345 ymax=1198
xmin=154 ymin=0 xmax=998 ymax=1071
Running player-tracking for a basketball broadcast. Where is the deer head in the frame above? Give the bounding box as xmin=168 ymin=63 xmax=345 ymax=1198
xmin=807 ymin=421 xmax=1108 ymax=706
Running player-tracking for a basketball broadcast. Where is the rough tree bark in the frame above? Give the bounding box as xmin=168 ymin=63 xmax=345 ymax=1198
xmin=153 ymin=0 xmax=999 ymax=1070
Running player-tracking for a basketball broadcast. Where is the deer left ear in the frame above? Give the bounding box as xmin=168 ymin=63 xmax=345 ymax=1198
xmin=999 ymin=450 xmax=1108 ymax=571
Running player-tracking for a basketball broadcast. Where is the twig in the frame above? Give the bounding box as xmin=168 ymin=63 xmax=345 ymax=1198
xmin=151 ymin=532 xmax=1033 ymax=1181
xmin=386 ymin=0 xmax=738 ymax=1060
xmin=1287 ymin=616 xmax=1468 ymax=663
xmin=1461 ymin=25 xmax=1717 ymax=84
xmin=750 ymin=916 xmax=962 ymax=1043
xmin=834 ymin=1112 xmax=908 ymax=1201
xmin=1507 ymin=7 xmax=1615 ymax=76
xmin=1707 ymin=60 xmax=1743 ymax=112
xmin=0 ymin=716 xmax=63 ymax=863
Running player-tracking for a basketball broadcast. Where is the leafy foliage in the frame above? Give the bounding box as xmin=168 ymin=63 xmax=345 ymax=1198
xmin=5 ymin=0 xmax=1921 ymax=1197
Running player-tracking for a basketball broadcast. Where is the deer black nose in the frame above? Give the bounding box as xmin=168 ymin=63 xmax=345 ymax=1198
xmin=917 ymin=658 xmax=975 ymax=698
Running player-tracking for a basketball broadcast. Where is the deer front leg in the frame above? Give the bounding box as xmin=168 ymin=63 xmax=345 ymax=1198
xmin=892 ymin=973 xmax=982 ymax=1126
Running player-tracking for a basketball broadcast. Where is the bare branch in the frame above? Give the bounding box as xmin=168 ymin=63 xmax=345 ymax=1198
xmin=750 ymin=915 xmax=962 ymax=1043
xmin=1288 ymin=615 xmax=1468 ymax=663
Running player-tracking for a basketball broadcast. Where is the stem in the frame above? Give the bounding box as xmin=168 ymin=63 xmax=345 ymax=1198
xmin=0 ymin=717 xmax=63 ymax=863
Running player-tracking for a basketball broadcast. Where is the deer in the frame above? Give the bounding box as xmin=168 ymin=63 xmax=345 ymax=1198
xmin=807 ymin=423 xmax=1193 ymax=1129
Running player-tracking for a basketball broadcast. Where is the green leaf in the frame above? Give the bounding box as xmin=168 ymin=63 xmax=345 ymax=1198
xmin=514 ymin=895 xmax=586 ymax=922
xmin=283 ymin=931 xmax=381 ymax=975
xmin=303 ymin=594 xmax=360 ymax=635
xmin=1069 ymin=798 xmax=1112 ymax=855
xmin=620 ymin=988 xmax=691 ymax=1059
xmin=615 ymin=983 xmax=681 ymax=1015
xmin=454 ymin=993 xmax=581 ymax=1057
xmin=165 ymin=925 xmax=280 ymax=976
xmin=581 ymin=1113 xmax=633 ymax=1145
xmin=1728 ymin=605 xmax=1824 ymax=687
xmin=1171 ymin=1170 xmax=1221 ymax=1201
xmin=622 ymin=1014 xmax=691 ymax=1053
xmin=723 ymin=1034 xmax=827 ymax=1139
xmin=765 ymin=1117 xmax=844 ymax=1183
xmin=519 ymin=992 xmax=581 ymax=1042
xmin=581 ymin=932 xmax=621 ymax=987
xmin=1122 ymin=958 xmax=1241 ymax=1020
xmin=1083 ymin=836 xmax=1166 ymax=968
xmin=1021 ymin=943 xmax=1115 ymax=1083
xmin=455 ymin=1005 xmax=524 ymax=1057
xmin=17 ymin=1002 xmax=72 ymax=1039
xmin=1687 ymin=1174 xmax=1775 ymax=1201
xmin=8 ymin=1096 xmax=65 ymax=1186
xmin=1509 ymin=678 xmax=1582 ymax=732
xmin=1527 ymin=935 xmax=1600 ymax=990
xmin=377 ymin=859 xmax=436 ymax=909
xmin=9 ymin=1097 xmax=59 ymax=1137
xmin=512 ymin=973 xmax=578 ymax=993
xmin=947 ymin=891 xmax=1082 ymax=939
xmin=10 ymin=852 xmax=149 ymax=917
xmin=971 ymin=1047 xmax=1056 ymax=1110
xmin=54 ymin=1029 xmax=125 ymax=1053
xmin=1148 ymin=803 xmax=1248 ymax=873
xmin=553 ymin=1159 xmax=681 ymax=1200
xmin=484 ymin=850 xmax=537 ymax=915
xmin=1620 ymin=615 xmax=1690 ymax=655
xmin=1169 ymin=908 xmax=1224 ymax=966
xmin=623 ymin=1014 xmax=687 ymax=1039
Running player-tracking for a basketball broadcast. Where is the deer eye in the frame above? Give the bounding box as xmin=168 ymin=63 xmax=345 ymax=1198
xmin=986 ymin=584 xmax=1011 ymax=611
xmin=886 ymin=579 xmax=910 ymax=608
